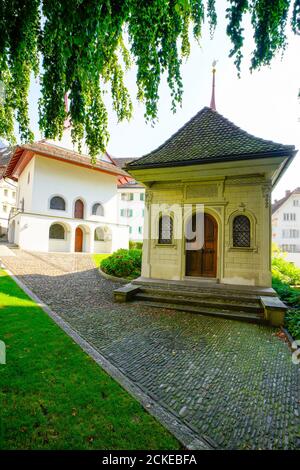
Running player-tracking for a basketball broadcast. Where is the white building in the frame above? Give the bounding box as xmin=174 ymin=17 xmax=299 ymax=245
xmin=0 ymin=146 xmax=17 ymax=237
xmin=113 ymin=158 xmax=145 ymax=242
xmin=3 ymin=139 xmax=130 ymax=253
xmin=272 ymin=188 xmax=300 ymax=267
xmin=118 ymin=180 xmax=145 ymax=242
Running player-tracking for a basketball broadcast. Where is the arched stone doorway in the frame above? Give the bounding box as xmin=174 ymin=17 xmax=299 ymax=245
xmin=185 ymin=212 xmax=218 ymax=277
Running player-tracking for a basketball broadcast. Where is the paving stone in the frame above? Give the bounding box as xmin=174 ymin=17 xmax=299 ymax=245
xmin=1 ymin=249 xmax=300 ymax=450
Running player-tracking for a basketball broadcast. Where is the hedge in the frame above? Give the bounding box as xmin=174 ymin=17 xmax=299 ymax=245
xmin=100 ymin=249 xmax=142 ymax=279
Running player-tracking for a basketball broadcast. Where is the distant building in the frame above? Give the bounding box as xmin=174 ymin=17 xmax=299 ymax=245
xmin=118 ymin=180 xmax=145 ymax=242
xmin=272 ymin=188 xmax=300 ymax=267
xmin=113 ymin=158 xmax=145 ymax=242
xmin=0 ymin=146 xmax=17 ymax=237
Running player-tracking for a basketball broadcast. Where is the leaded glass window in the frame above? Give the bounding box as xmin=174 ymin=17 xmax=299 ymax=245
xmin=158 ymin=215 xmax=173 ymax=244
xmin=233 ymin=215 xmax=250 ymax=247
xmin=49 ymin=224 xmax=65 ymax=240
xmin=50 ymin=196 xmax=66 ymax=211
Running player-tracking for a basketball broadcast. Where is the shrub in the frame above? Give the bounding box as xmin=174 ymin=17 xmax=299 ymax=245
xmin=100 ymin=249 xmax=142 ymax=279
xmin=285 ymin=309 xmax=300 ymax=340
xmin=272 ymin=278 xmax=300 ymax=307
xmin=272 ymin=256 xmax=300 ymax=285
xmin=129 ymin=240 xmax=143 ymax=250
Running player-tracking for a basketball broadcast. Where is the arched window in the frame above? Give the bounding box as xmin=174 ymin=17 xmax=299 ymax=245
xmin=233 ymin=215 xmax=250 ymax=247
xmin=50 ymin=196 xmax=66 ymax=211
xmin=49 ymin=223 xmax=65 ymax=240
xmin=158 ymin=215 xmax=173 ymax=244
xmin=94 ymin=227 xmax=105 ymax=241
xmin=92 ymin=203 xmax=104 ymax=216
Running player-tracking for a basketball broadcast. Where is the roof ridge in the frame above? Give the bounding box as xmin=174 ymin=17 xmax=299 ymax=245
xmin=36 ymin=140 xmax=117 ymax=165
xmin=4 ymin=142 xmax=129 ymax=180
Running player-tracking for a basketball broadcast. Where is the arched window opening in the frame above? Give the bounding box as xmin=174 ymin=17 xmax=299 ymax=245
xmin=50 ymin=196 xmax=66 ymax=211
xmin=92 ymin=203 xmax=104 ymax=216
xmin=94 ymin=227 xmax=105 ymax=241
xmin=158 ymin=214 xmax=173 ymax=244
xmin=49 ymin=224 xmax=65 ymax=240
xmin=233 ymin=215 xmax=250 ymax=247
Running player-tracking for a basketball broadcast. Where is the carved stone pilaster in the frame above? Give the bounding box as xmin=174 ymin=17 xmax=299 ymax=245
xmin=261 ymin=183 xmax=272 ymax=208
xmin=145 ymin=190 xmax=153 ymax=209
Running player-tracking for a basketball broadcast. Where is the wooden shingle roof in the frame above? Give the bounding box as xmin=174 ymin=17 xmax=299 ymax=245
xmin=127 ymin=107 xmax=296 ymax=170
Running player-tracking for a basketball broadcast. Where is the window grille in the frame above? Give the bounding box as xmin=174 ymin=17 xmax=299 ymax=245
xmin=158 ymin=215 xmax=173 ymax=244
xmin=49 ymin=224 xmax=65 ymax=240
xmin=233 ymin=215 xmax=250 ymax=247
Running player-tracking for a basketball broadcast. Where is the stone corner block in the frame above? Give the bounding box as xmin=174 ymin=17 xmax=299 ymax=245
xmin=260 ymin=295 xmax=288 ymax=327
xmin=113 ymin=284 xmax=140 ymax=303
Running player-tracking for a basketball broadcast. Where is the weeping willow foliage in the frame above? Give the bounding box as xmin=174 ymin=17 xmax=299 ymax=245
xmin=0 ymin=0 xmax=299 ymax=157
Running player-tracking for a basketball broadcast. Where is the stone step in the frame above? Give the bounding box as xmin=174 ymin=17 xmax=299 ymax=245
xmin=133 ymin=299 xmax=264 ymax=323
xmin=135 ymin=291 xmax=264 ymax=313
xmin=132 ymin=277 xmax=276 ymax=297
xmin=139 ymin=286 xmax=261 ymax=304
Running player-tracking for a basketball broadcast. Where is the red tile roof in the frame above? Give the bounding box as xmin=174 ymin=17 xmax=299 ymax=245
xmin=272 ymin=187 xmax=300 ymax=214
xmin=3 ymin=141 xmax=129 ymax=180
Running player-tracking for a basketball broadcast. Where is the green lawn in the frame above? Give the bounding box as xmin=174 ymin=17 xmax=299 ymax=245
xmin=0 ymin=270 xmax=180 ymax=450
xmin=92 ymin=253 xmax=110 ymax=267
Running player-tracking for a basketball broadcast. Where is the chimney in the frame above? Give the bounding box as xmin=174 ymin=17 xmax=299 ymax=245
xmin=285 ymin=190 xmax=291 ymax=197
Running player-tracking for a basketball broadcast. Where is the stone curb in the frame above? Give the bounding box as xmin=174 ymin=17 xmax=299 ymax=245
xmin=281 ymin=326 xmax=297 ymax=349
xmin=98 ymin=266 xmax=130 ymax=284
xmin=0 ymin=261 xmax=214 ymax=451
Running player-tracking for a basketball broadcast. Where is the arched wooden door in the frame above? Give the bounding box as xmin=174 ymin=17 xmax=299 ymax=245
xmin=75 ymin=227 xmax=83 ymax=252
xmin=74 ymin=199 xmax=84 ymax=219
xmin=185 ymin=213 xmax=218 ymax=277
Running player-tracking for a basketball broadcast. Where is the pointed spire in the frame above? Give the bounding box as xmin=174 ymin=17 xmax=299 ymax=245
xmin=210 ymin=60 xmax=217 ymax=111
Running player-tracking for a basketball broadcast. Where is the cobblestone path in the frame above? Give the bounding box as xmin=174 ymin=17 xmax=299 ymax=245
xmin=1 ymin=249 xmax=299 ymax=450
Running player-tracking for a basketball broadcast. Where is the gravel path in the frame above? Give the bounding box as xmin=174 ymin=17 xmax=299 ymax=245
xmin=1 ymin=248 xmax=300 ymax=450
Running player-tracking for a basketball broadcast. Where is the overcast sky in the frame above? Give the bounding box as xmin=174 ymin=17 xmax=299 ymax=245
xmin=26 ymin=1 xmax=300 ymax=201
